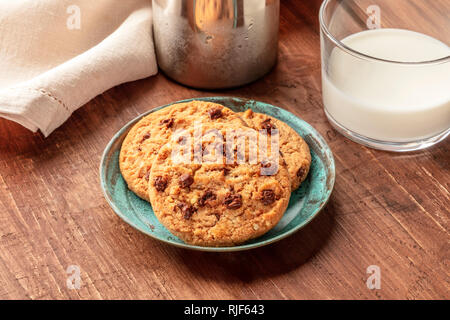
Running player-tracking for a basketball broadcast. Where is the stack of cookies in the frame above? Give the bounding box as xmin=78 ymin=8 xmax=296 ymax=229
xmin=119 ymin=100 xmax=311 ymax=247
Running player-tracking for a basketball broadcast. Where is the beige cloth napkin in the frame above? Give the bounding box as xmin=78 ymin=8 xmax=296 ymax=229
xmin=0 ymin=0 xmax=157 ymax=137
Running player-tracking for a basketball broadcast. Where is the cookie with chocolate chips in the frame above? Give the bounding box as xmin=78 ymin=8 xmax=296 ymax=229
xmin=119 ymin=100 xmax=246 ymax=201
xmin=240 ymin=109 xmax=311 ymax=190
xmin=148 ymin=125 xmax=291 ymax=247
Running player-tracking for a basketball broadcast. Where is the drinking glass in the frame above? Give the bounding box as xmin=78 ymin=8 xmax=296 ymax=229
xmin=320 ymin=0 xmax=450 ymax=151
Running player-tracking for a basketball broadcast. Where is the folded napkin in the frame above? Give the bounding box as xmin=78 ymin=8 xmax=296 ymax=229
xmin=0 ymin=0 xmax=157 ymax=136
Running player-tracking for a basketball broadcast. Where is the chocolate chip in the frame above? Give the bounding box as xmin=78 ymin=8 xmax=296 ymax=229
xmin=261 ymin=161 xmax=272 ymax=168
xmin=198 ymin=190 xmax=216 ymax=207
xmin=177 ymin=202 xmax=196 ymax=220
xmin=223 ymin=168 xmax=230 ymax=176
xmin=179 ymin=173 xmax=194 ymax=188
xmin=214 ymin=213 xmax=220 ymax=221
xmin=160 ymin=118 xmax=174 ymax=128
xmin=261 ymin=189 xmax=276 ymax=205
xmin=261 ymin=119 xmax=276 ymax=135
xmin=140 ymin=132 xmax=151 ymax=143
xmin=224 ymin=193 xmax=242 ymax=210
xmin=144 ymin=171 xmax=150 ymax=181
xmin=154 ymin=176 xmax=168 ymax=192
xmin=297 ymin=166 xmax=305 ymax=178
xmin=208 ymin=108 xmax=223 ymax=120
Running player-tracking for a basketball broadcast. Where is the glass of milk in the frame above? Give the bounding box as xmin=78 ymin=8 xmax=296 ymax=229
xmin=319 ymin=0 xmax=450 ymax=151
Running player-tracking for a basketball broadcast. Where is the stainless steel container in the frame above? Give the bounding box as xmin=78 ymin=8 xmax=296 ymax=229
xmin=152 ymin=0 xmax=279 ymax=89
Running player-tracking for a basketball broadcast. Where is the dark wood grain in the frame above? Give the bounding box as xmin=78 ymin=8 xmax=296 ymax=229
xmin=0 ymin=0 xmax=448 ymax=300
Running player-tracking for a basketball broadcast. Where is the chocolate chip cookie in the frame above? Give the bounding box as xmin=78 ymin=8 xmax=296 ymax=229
xmin=148 ymin=125 xmax=291 ymax=247
xmin=119 ymin=101 xmax=246 ymax=201
xmin=240 ymin=109 xmax=311 ymax=190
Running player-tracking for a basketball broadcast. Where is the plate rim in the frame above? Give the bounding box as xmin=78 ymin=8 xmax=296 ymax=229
xmin=99 ymin=96 xmax=335 ymax=252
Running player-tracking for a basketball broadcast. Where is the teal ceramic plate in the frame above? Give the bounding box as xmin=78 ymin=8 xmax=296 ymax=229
xmin=100 ymin=97 xmax=335 ymax=252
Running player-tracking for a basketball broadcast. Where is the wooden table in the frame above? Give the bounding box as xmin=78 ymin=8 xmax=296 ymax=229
xmin=0 ymin=0 xmax=448 ymax=300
